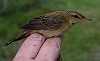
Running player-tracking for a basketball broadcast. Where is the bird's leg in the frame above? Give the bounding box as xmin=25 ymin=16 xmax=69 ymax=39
xmin=57 ymin=53 xmax=62 ymax=61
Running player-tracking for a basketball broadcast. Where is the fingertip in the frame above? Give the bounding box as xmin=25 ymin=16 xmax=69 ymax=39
xmin=13 ymin=33 xmax=45 ymax=60
xmin=27 ymin=33 xmax=45 ymax=42
xmin=35 ymin=37 xmax=62 ymax=61
xmin=46 ymin=37 xmax=61 ymax=50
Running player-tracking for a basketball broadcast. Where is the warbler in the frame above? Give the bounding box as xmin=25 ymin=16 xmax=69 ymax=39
xmin=4 ymin=10 xmax=91 ymax=46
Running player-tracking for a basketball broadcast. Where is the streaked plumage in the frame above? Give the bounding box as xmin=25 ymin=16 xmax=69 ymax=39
xmin=4 ymin=10 xmax=91 ymax=46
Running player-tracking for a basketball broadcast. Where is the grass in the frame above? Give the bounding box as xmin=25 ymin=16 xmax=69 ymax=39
xmin=0 ymin=0 xmax=100 ymax=61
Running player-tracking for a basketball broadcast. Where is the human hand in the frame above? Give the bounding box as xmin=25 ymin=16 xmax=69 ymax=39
xmin=13 ymin=33 xmax=62 ymax=61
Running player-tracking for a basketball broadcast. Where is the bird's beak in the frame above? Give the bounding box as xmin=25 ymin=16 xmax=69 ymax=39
xmin=82 ymin=18 xmax=92 ymax=21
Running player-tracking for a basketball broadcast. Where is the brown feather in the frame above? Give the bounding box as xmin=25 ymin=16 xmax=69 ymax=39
xmin=20 ymin=13 xmax=64 ymax=30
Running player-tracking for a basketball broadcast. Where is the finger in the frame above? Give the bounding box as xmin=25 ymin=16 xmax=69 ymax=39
xmin=35 ymin=37 xmax=61 ymax=61
xmin=13 ymin=33 xmax=45 ymax=61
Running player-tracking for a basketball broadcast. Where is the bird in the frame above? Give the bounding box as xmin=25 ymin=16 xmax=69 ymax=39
xmin=4 ymin=10 xmax=91 ymax=46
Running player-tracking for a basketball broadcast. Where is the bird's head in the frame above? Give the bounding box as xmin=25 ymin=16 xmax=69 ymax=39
xmin=66 ymin=10 xmax=92 ymax=25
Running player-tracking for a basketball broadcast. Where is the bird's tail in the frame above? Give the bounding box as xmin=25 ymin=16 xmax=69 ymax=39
xmin=4 ymin=31 xmax=30 ymax=46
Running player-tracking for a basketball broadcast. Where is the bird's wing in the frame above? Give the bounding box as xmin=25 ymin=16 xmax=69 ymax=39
xmin=20 ymin=14 xmax=64 ymax=31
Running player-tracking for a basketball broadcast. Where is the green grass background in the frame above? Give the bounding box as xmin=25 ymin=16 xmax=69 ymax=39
xmin=0 ymin=0 xmax=100 ymax=61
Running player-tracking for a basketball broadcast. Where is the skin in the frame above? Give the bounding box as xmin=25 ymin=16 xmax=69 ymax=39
xmin=13 ymin=33 xmax=62 ymax=61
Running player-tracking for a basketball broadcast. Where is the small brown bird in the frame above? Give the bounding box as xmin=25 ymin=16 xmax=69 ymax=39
xmin=4 ymin=10 xmax=91 ymax=46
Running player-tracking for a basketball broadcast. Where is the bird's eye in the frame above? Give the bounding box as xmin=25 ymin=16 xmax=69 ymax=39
xmin=73 ymin=15 xmax=80 ymax=18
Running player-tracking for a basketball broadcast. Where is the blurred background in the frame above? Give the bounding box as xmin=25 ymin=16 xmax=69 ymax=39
xmin=0 ymin=0 xmax=100 ymax=61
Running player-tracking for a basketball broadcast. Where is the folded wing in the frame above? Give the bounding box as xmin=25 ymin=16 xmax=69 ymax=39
xmin=20 ymin=15 xmax=63 ymax=31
